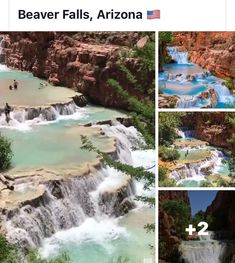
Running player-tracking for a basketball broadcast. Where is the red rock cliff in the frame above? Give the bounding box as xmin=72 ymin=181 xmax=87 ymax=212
xmin=181 ymin=112 xmax=235 ymax=155
xmin=206 ymin=191 xmax=235 ymax=231
xmin=173 ymin=32 xmax=235 ymax=78
xmin=2 ymin=32 xmax=154 ymax=110
xmin=159 ymin=191 xmax=191 ymax=259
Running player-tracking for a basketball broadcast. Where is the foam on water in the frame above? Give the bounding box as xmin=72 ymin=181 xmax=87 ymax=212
xmin=167 ymin=47 xmax=190 ymax=64
xmin=40 ymin=218 xmax=129 ymax=259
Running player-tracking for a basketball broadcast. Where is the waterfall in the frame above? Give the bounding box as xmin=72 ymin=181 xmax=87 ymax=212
xmin=212 ymin=84 xmax=235 ymax=104
xmin=170 ymin=148 xmax=224 ymax=184
xmin=176 ymin=129 xmax=194 ymax=139
xmin=2 ymin=123 xmax=146 ymax=250
xmin=176 ymin=96 xmax=210 ymax=108
xmin=167 ymin=47 xmax=190 ymax=64
xmin=0 ymin=101 xmax=82 ymax=130
xmin=180 ymin=231 xmax=235 ymax=263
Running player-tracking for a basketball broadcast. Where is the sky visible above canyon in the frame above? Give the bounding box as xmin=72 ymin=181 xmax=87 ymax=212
xmin=188 ymin=191 xmax=217 ymax=215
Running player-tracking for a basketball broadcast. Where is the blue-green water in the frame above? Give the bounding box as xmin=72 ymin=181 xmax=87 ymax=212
xmin=40 ymin=208 xmax=154 ymax=263
xmin=0 ymin=105 xmax=127 ymax=169
xmin=159 ymin=47 xmax=235 ymax=108
xmin=0 ymin=66 xmax=153 ymax=262
xmin=0 ymin=67 xmax=77 ymax=107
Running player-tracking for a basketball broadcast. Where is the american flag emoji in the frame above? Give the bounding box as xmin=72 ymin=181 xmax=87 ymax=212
xmin=147 ymin=10 xmax=160 ymax=19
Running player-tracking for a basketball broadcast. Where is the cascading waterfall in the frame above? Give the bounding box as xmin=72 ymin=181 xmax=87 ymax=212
xmin=180 ymin=231 xmax=235 ymax=263
xmin=170 ymin=148 xmax=224 ymax=182
xmin=212 ymin=84 xmax=235 ymax=104
xmin=166 ymin=46 xmax=190 ymax=64
xmin=176 ymin=96 xmax=210 ymax=108
xmin=2 ymin=122 xmax=143 ymax=250
xmin=160 ymin=46 xmax=235 ymax=108
xmin=170 ymin=129 xmax=228 ymax=185
xmin=0 ymin=101 xmax=81 ymax=130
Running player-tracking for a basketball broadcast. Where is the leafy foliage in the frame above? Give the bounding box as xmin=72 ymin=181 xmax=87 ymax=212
xmin=192 ymin=210 xmax=206 ymax=231
xmin=225 ymin=77 xmax=235 ymax=91
xmin=0 ymin=134 xmax=13 ymax=171
xmin=159 ymin=112 xmax=184 ymax=146
xmin=81 ymin=135 xmax=154 ymax=190
xmin=0 ymin=234 xmax=70 ymax=263
xmin=161 ymin=200 xmax=190 ymax=237
xmin=159 ymin=146 xmax=180 ymax=161
xmin=159 ymin=32 xmax=174 ymax=70
xmin=158 ymin=166 xmax=176 ymax=187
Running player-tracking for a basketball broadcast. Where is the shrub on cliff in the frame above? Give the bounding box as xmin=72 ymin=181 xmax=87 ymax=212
xmin=159 ymin=166 xmax=176 ymax=187
xmin=0 ymin=134 xmax=13 ymax=171
xmin=159 ymin=146 xmax=180 ymax=162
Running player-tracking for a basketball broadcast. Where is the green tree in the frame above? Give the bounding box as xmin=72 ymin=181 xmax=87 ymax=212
xmin=159 ymin=146 xmax=180 ymax=161
xmin=159 ymin=32 xmax=173 ymax=71
xmin=161 ymin=200 xmax=191 ymax=237
xmin=225 ymin=77 xmax=235 ymax=91
xmin=0 ymin=234 xmax=70 ymax=263
xmin=192 ymin=210 xmax=205 ymax=231
xmin=159 ymin=112 xmax=183 ymax=146
xmin=0 ymin=134 xmax=13 ymax=171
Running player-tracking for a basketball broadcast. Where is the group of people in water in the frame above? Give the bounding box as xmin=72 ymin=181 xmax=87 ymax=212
xmin=9 ymin=80 xmax=18 ymax=91
xmin=3 ymin=81 xmax=48 ymax=123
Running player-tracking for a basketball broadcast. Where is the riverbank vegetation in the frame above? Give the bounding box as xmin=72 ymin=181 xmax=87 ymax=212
xmin=158 ymin=113 xmax=184 ymax=186
xmin=0 ymin=234 xmax=70 ymax=263
xmin=158 ymin=32 xmax=174 ymax=72
xmin=159 ymin=199 xmax=190 ymax=262
xmin=0 ymin=134 xmax=13 ymax=171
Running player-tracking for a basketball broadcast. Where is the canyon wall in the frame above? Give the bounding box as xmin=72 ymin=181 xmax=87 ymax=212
xmin=159 ymin=191 xmax=191 ymax=260
xmin=181 ymin=112 xmax=235 ymax=155
xmin=173 ymin=32 xmax=235 ymax=78
xmin=206 ymin=191 xmax=235 ymax=232
xmin=1 ymin=32 xmax=154 ymax=110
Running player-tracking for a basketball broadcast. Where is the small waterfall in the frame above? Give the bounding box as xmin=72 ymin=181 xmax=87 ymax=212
xmin=180 ymin=231 xmax=235 ymax=263
xmin=3 ymin=123 xmax=144 ymax=250
xmin=0 ymin=101 xmax=80 ymax=130
xmin=176 ymin=96 xmax=210 ymax=108
xmin=177 ymin=129 xmax=194 ymax=139
xmin=212 ymin=84 xmax=235 ymax=104
xmin=167 ymin=46 xmax=190 ymax=64
xmin=98 ymin=122 xmax=145 ymax=164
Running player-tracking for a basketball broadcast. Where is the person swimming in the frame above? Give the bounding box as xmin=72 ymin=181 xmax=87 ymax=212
xmin=39 ymin=82 xmax=48 ymax=89
xmin=13 ymin=80 xmax=18 ymax=90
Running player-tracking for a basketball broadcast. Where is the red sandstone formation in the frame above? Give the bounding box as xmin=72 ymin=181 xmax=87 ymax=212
xmin=206 ymin=191 xmax=235 ymax=231
xmin=1 ymin=32 xmax=154 ymax=110
xmin=159 ymin=191 xmax=191 ymax=255
xmin=181 ymin=112 xmax=235 ymax=155
xmin=173 ymin=32 xmax=235 ymax=78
